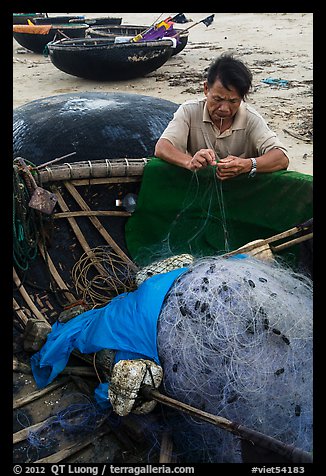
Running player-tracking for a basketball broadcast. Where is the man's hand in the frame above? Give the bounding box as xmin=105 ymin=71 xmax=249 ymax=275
xmin=216 ymin=155 xmax=251 ymax=180
xmin=109 ymin=359 xmax=163 ymax=416
xmin=188 ymin=148 xmax=217 ymax=171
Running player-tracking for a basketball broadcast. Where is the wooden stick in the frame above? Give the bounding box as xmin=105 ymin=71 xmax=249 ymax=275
xmin=39 ymin=245 xmax=76 ymax=303
xmin=13 ymin=377 xmax=70 ymax=409
xmin=159 ymin=431 xmax=175 ymax=463
xmin=13 ymin=357 xmax=31 ymax=373
xmin=224 ymin=222 xmax=312 ymax=258
xmin=13 ymin=297 xmax=29 ymax=325
xmin=63 ymin=181 xmax=137 ymax=270
xmin=171 ymin=16 xmax=213 ymax=38
xmin=34 ymin=152 xmax=77 ymax=170
xmin=13 ymin=416 xmax=57 ymax=444
xmin=71 ymin=176 xmax=141 ymax=186
xmin=36 ymin=158 xmax=148 ymax=184
xmin=53 ymin=210 xmax=131 ymax=219
xmin=271 ymin=232 xmax=313 ymax=252
xmin=38 ymin=243 xmax=76 ymax=304
xmin=13 ymin=357 xmax=96 ymax=378
xmin=142 ymin=386 xmax=312 ymax=463
xmin=54 ymin=189 xmax=108 ymax=277
xmin=13 ymin=267 xmax=48 ymax=322
xmin=283 ymin=128 xmax=312 ymax=143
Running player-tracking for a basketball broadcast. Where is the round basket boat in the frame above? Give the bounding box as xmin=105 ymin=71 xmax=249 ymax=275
xmin=87 ymin=24 xmax=189 ymax=56
xmin=33 ymin=15 xmax=85 ymax=25
xmin=70 ymin=16 xmax=122 ymax=26
xmin=13 ymin=92 xmax=179 ymax=164
xmin=13 ymin=13 xmax=45 ymax=25
xmin=13 ymin=23 xmax=89 ymax=54
xmin=47 ymin=37 xmax=174 ymax=80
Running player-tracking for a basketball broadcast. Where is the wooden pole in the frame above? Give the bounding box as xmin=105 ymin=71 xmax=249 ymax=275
xmin=13 ymin=267 xmax=48 ymax=322
xmin=13 ymin=377 xmax=70 ymax=409
xmin=271 ymin=232 xmax=313 ymax=252
xmin=224 ymin=221 xmax=312 ymax=257
xmin=141 ymin=386 xmax=313 ymax=464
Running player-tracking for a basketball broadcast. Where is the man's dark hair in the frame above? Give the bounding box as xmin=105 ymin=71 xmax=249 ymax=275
xmin=206 ymin=53 xmax=253 ymax=99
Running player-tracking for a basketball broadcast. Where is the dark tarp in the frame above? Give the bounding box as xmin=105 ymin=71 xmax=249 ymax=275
xmin=125 ymin=158 xmax=313 ymax=268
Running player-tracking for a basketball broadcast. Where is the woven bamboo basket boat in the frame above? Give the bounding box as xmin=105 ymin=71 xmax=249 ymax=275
xmin=13 ymin=92 xmax=313 ymax=465
xmin=13 ymin=23 xmax=89 ymax=54
xmin=46 ymin=37 xmax=175 ymax=80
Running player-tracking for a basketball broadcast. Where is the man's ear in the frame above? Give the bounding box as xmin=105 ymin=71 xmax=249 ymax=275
xmin=204 ymin=81 xmax=209 ymax=96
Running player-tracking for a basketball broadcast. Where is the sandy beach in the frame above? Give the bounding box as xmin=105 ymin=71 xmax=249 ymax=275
xmin=13 ymin=12 xmax=313 ymax=175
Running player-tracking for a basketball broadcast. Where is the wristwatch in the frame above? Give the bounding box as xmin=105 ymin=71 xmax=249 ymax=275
xmin=248 ymin=157 xmax=257 ymax=178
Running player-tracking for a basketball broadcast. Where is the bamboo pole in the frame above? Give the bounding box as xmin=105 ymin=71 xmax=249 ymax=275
xmin=13 ymin=416 xmax=57 ymax=444
xmin=13 ymin=267 xmax=48 ymax=322
xmin=13 ymin=357 xmax=95 ymax=378
xmin=141 ymin=386 xmax=312 ymax=464
xmin=53 ymin=210 xmax=131 ymax=219
xmin=13 ymin=377 xmax=70 ymax=409
xmin=13 ymin=297 xmax=29 ymax=325
xmin=271 ymin=232 xmax=313 ymax=252
xmin=36 ymin=158 xmax=148 ymax=184
xmin=224 ymin=221 xmax=312 ymax=258
xmin=71 ymin=176 xmax=141 ymax=186
xmin=38 ymin=243 xmax=76 ymax=304
xmin=54 ymin=189 xmax=108 ymax=277
xmin=159 ymin=431 xmax=175 ymax=463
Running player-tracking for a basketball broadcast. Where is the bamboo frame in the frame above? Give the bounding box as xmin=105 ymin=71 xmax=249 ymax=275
xmin=37 ymin=158 xmax=148 ymax=184
xmin=13 ymin=267 xmax=48 ymax=322
xmin=13 ymin=377 xmax=70 ymax=409
xmin=54 ymin=189 xmax=108 ymax=277
xmin=13 ymin=297 xmax=29 ymax=325
xmin=53 ymin=210 xmax=131 ymax=219
xmin=63 ymin=181 xmax=137 ymax=270
xmin=38 ymin=243 xmax=76 ymax=304
xmin=13 ymin=416 xmax=57 ymax=444
xmin=71 ymin=176 xmax=141 ymax=186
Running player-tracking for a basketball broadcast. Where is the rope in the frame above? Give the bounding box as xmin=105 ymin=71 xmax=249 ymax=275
xmin=71 ymin=245 xmax=137 ymax=308
xmin=13 ymin=159 xmax=76 ymax=309
xmin=13 ymin=160 xmax=41 ymax=271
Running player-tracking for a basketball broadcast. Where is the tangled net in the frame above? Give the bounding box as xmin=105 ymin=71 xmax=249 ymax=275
xmin=25 ymin=396 xmax=109 ymax=460
xmin=13 ymin=160 xmax=42 ymax=271
xmin=157 ymin=256 xmax=313 ymax=463
xmin=71 ymin=246 xmax=137 ymax=308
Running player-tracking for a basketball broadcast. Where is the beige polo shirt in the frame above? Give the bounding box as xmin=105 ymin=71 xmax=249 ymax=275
xmin=160 ymin=98 xmax=289 ymax=160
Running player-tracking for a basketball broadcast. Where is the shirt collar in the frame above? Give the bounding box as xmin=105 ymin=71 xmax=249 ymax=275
xmin=203 ymin=100 xmax=247 ymax=130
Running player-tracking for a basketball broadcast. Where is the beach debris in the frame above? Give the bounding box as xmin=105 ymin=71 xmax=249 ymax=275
xmin=261 ymin=78 xmax=289 ymax=88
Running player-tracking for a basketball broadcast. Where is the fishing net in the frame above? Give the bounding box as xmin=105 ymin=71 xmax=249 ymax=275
xmin=25 ymin=395 xmax=110 ymax=460
xmin=156 ymin=255 xmax=313 ymax=463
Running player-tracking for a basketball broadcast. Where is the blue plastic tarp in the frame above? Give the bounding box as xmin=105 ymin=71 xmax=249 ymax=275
xmin=31 ymin=268 xmax=187 ymax=404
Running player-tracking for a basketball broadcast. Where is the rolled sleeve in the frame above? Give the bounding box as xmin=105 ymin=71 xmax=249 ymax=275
xmin=160 ymin=105 xmax=190 ymax=153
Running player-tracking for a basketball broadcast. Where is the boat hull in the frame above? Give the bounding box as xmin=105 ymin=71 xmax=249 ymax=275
xmin=13 ymin=13 xmax=45 ymax=25
xmin=13 ymin=25 xmax=88 ymax=53
xmin=47 ymin=37 xmax=174 ymax=80
xmin=13 ymin=92 xmax=179 ymax=164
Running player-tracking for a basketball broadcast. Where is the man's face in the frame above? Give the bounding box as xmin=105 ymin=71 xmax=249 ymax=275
xmin=204 ymin=79 xmax=242 ymax=124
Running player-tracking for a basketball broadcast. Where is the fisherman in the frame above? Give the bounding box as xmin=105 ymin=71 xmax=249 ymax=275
xmin=155 ymin=53 xmax=289 ymax=180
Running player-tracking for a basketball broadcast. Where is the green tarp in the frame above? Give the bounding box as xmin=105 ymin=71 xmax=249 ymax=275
xmin=125 ymin=158 xmax=313 ymax=267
